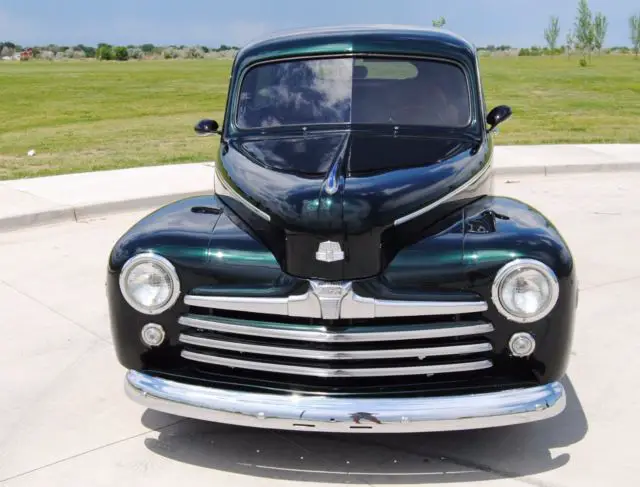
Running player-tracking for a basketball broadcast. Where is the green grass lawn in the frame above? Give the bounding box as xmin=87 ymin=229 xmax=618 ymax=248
xmin=1 ymin=55 xmax=639 ymax=180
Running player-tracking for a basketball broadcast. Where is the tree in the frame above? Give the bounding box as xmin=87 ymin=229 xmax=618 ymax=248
xmin=574 ymin=0 xmax=594 ymax=63
xmin=77 ymin=44 xmax=96 ymax=58
xmin=593 ymin=13 xmax=608 ymax=53
xmin=96 ymin=45 xmax=113 ymax=60
xmin=113 ymin=46 xmax=129 ymax=61
xmin=544 ymin=16 xmax=561 ymax=51
xmin=0 ymin=46 xmax=13 ymax=58
xmin=631 ymin=14 xmax=640 ymax=57
xmin=566 ymin=29 xmax=575 ymax=57
xmin=127 ymin=47 xmax=144 ymax=60
xmin=432 ymin=17 xmax=446 ymax=28
xmin=141 ymin=43 xmax=155 ymax=53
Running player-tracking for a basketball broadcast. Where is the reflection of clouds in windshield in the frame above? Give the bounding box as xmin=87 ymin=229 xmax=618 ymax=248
xmin=309 ymin=58 xmax=352 ymax=115
xmin=237 ymin=57 xmax=472 ymax=129
xmin=238 ymin=59 xmax=352 ymax=128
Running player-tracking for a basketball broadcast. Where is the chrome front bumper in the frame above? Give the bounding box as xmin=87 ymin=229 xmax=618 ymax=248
xmin=125 ymin=370 xmax=565 ymax=433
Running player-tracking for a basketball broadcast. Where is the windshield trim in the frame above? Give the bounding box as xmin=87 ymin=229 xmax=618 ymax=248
xmin=230 ymin=53 xmax=478 ymax=134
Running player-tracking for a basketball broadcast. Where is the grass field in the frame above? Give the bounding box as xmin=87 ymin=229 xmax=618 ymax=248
xmin=1 ymin=56 xmax=639 ymax=180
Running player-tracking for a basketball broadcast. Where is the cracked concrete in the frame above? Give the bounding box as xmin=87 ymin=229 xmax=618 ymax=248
xmin=1 ymin=171 xmax=639 ymax=486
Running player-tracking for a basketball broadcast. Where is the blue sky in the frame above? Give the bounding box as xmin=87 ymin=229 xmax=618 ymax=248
xmin=1 ymin=0 xmax=638 ymax=47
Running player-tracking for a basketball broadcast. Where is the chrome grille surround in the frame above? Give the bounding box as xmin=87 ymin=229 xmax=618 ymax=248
xmin=179 ymin=281 xmax=494 ymax=380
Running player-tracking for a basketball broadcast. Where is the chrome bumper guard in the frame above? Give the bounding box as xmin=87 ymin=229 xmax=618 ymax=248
xmin=125 ymin=370 xmax=566 ymax=433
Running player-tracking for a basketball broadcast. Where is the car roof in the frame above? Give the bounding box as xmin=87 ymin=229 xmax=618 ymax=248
xmin=234 ymin=25 xmax=477 ymax=71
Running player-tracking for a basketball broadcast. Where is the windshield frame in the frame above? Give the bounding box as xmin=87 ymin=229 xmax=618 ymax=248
xmin=228 ymin=53 xmax=481 ymax=136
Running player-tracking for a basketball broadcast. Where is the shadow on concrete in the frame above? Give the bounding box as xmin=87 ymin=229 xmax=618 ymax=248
xmin=141 ymin=376 xmax=586 ymax=484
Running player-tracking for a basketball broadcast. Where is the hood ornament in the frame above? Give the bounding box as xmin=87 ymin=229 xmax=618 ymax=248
xmin=323 ymin=162 xmax=340 ymax=196
xmin=315 ymin=241 xmax=344 ymax=262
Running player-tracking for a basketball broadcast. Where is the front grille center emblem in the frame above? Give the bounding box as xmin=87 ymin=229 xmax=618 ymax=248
xmin=315 ymin=241 xmax=344 ymax=262
xmin=310 ymin=281 xmax=352 ymax=319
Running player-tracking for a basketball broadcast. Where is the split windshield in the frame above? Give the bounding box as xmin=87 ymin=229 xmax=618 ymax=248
xmin=236 ymin=56 xmax=472 ymax=129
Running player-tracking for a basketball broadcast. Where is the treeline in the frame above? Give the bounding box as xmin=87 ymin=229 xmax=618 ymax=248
xmin=522 ymin=0 xmax=639 ymax=63
xmin=436 ymin=0 xmax=640 ymax=64
xmin=476 ymin=45 xmax=636 ymax=57
xmin=0 ymin=42 xmax=240 ymax=61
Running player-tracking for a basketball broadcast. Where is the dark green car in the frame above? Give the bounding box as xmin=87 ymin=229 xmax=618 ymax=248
xmin=108 ymin=25 xmax=577 ymax=433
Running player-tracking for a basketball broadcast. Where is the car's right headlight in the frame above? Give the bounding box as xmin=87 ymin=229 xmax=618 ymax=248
xmin=119 ymin=253 xmax=180 ymax=315
xmin=491 ymin=259 xmax=559 ymax=323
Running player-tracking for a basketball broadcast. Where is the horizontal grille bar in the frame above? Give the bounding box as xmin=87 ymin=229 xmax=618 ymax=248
xmin=185 ymin=293 xmax=318 ymax=317
xmin=179 ymin=334 xmax=493 ymax=360
xmin=184 ymin=289 xmax=488 ymax=319
xmin=179 ymin=315 xmax=494 ymax=343
xmin=181 ymin=350 xmax=493 ymax=377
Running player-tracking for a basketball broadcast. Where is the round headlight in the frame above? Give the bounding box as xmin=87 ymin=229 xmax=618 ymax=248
xmin=491 ymin=259 xmax=559 ymax=323
xmin=119 ymin=253 xmax=180 ymax=315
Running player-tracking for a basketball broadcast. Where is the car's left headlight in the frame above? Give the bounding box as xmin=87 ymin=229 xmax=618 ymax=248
xmin=119 ymin=253 xmax=180 ymax=315
xmin=491 ymin=259 xmax=559 ymax=323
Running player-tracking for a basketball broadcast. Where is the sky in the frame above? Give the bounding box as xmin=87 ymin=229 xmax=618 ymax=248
xmin=1 ymin=0 xmax=638 ymax=48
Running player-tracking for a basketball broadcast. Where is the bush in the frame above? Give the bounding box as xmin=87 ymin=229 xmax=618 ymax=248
xmin=518 ymin=46 xmax=563 ymax=57
xmin=0 ymin=46 xmax=15 ymax=58
xmin=113 ymin=46 xmax=129 ymax=61
xmin=38 ymin=50 xmax=55 ymax=61
xmin=182 ymin=46 xmax=205 ymax=59
xmin=77 ymin=44 xmax=96 ymax=57
xmin=163 ymin=47 xmax=179 ymax=59
xmin=127 ymin=47 xmax=143 ymax=60
xmin=96 ymin=45 xmax=113 ymax=60
xmin=579 ymin=58 xmax=588 ymax=67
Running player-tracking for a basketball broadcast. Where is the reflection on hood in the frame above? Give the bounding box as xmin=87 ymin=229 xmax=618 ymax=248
xmin=236 ymin=133 xmax=473 ymax=175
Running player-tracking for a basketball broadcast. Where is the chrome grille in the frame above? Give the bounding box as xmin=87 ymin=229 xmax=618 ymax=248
xmin=179 ymin=290 xmax=495 ymax=379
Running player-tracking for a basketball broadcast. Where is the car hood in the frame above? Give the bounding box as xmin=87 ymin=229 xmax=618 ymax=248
xmin=219 ymin=132 xmax=485 ymax=233
xmin=216 ymin=131 xmax=490 ymax=280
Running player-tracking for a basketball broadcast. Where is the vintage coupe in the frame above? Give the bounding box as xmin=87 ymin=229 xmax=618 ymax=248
xmin=108 ymin=26 xmax=577 ymax=433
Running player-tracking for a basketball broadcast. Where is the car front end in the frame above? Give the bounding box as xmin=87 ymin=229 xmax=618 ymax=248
xmin=107 ymin=26 xmax=576 ymax=433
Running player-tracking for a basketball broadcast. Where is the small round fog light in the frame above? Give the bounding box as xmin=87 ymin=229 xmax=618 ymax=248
xmin=509 ymin=332 xmax=536 ymax=357
xmin=141 ymin=323 xmax=165 ymax=347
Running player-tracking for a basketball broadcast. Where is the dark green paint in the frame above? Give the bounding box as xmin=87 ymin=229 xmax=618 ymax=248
xmin=107 ymin=27 xmax=575 ymax=397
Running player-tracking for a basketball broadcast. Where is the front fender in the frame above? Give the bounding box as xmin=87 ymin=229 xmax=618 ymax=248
xmin=107 ymin=195 xmax=304 ymax=370
xmin=463 ymin=196 xmax=577 ymax=384
xmin=380 ymin=195 xmax=577 ymax=384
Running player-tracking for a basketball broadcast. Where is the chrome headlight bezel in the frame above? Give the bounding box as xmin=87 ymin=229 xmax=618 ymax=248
xmin=119 ymin=253 xmax=181 ymax=315
xmin=491 ymin=259 xmax=559 ymax=323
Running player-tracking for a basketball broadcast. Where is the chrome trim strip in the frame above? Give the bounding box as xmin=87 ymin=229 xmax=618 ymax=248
xmin=340 ymin=290 xmax=488 ymax=318
xmin=180 ymin=351 xmax=492 ymax=377
xmin=126 ymin=370 xmax=566 ymax=433
xmin=214 ymin=170 xmax=271 ymax=222
xmin=394 ymin=162 xmax=492 ymax=226
xmin=184 ymin=287 xmax=487 ymax=319
xmin=178 ymin=316 xmax=494 ymax=343
xmin=179 ymin=334 xmax=492 ymax=360
xmin=184 ymin=292 xmax=322 ymax=318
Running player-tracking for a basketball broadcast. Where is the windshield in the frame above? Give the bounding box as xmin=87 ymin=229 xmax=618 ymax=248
xmin=236 ymin=57 xmax=472 ymax=129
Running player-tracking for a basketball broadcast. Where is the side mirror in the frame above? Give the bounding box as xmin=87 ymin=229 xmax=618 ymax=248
xmin=486 ymin=105 xmax=512 ymax=133
xmin=194 ymin=119 xmax=220 ymax=136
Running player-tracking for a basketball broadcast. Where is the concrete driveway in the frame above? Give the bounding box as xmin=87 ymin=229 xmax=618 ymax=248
xmin=1 ymin=172 xmax=638 ymax=486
